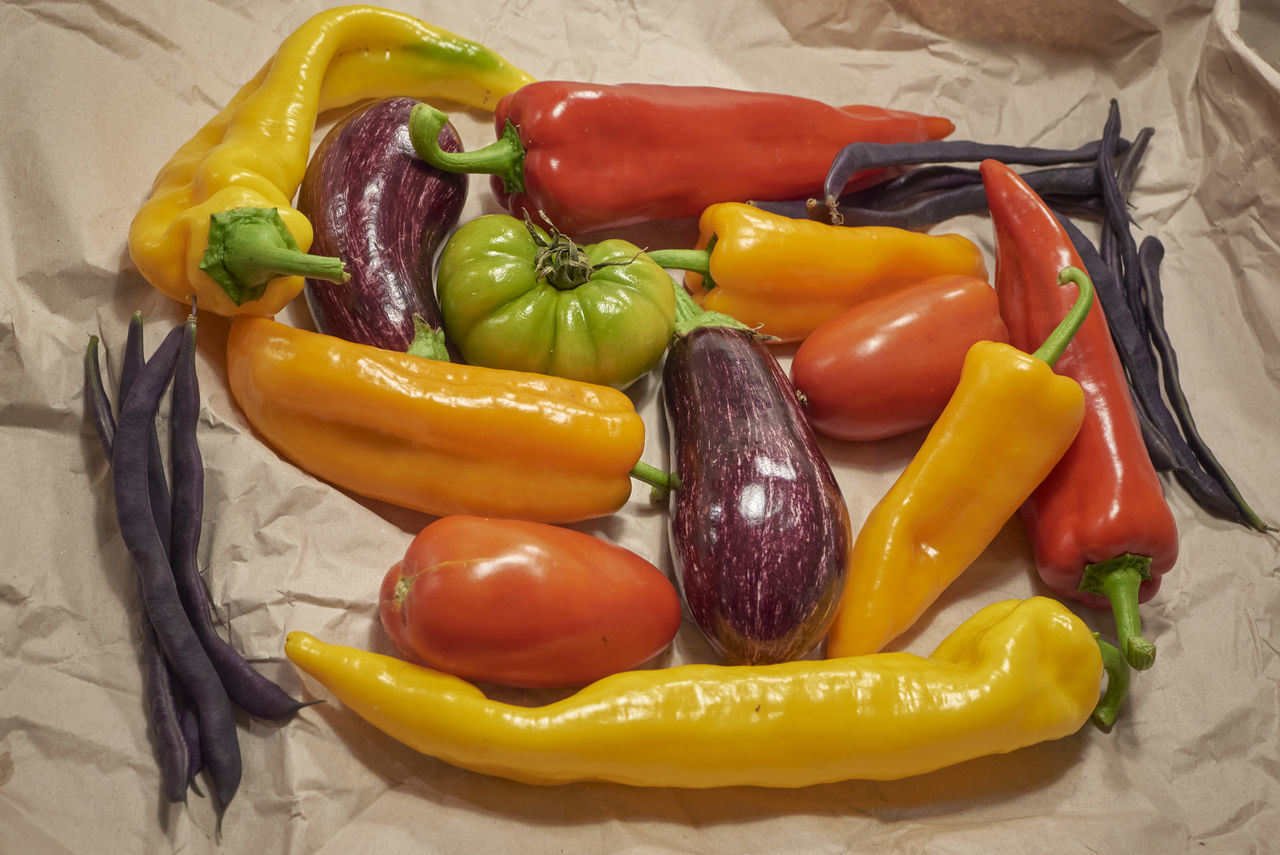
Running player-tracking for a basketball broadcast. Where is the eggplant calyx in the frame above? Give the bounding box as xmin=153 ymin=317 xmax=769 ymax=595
xmin=407 ymin=314 xmax=451 ymax=362
xmin=199 ymin=207 xmax=348 ymax=306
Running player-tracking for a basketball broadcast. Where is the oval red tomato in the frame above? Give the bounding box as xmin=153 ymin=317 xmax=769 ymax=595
xmin=379 ymin=515 xmax=683 ymax=688
xmin=791 ymin=274 xmax=1010 ymax=441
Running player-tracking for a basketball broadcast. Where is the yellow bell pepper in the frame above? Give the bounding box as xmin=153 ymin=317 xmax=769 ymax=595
xmin=226 ymin=316 xmax=645 ymax=523
xmin=826 ymin=268 xmax=1095 ymax=658
xmin=285 ymin=597 xmax=1120 ymax=787
xmin=128 ymin=5 xmax=535 ymax=318
xmin=647 ymin=202 xmax=987 ymax=341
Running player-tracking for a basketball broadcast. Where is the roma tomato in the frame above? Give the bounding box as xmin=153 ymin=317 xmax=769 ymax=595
xmin=791 ymin=274 xmax=1009 ymax=441
xmin=379 ymin=515 xmax=682 ymax=688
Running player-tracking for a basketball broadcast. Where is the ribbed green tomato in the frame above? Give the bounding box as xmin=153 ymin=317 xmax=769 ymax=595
xmin=436 ymin=213 xmax=676 ymax=388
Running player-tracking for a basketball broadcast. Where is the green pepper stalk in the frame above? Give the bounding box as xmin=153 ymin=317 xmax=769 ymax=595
xmin=198 ymin=208 xmax=349 ymax=306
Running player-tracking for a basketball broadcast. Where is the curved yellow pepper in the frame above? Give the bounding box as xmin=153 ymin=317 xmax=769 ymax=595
xmin=128 ymin=5 xmax=536 ymax=318
xmin=655 ymin=202 xmax=988 ymax=342
xmin=226 ymin=316 xmax=644 ymax=523
xmin=285 ymin=597 xmax=1105 ymax=787
xmin=826 ymin=268 xmax=1094 ymax=658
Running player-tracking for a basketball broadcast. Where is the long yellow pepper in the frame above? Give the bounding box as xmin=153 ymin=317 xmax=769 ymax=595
xmin=226 ymin=316 xmax=644 ymax=523
xmin=650 ymin=202 xmax=987 ymax=342
xmin=129 ymin=5 xmax=535 ymax=317
xmin=285 ymin=597 xmax=1105 ymax=787
xmin=826 ymin=268 xmax=1095 ymax=658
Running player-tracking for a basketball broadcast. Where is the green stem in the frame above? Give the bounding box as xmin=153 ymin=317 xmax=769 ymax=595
xmin=408 ymin=103 xmax=526 ymax=194
xmin=630 ymin=460 xmax=681 ymax=503
xmin=671 ymin=279 xmax=752 ymax=336
xmin=1032 ymin=265 xmax=1095 ymax=367
xmin=647 ymin=240 xmax=716 ymax=286
xmin=198 ymin=208 xmax=348 ymax=306
xmin=1078 ymin=553 xmax=1156 ymax=670
xmin=1091 ymin=634 xmax=1131 ymax=729
xmin=406 ymin=314 xmax=451 ymax=362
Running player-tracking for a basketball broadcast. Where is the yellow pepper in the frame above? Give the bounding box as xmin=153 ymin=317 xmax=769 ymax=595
xmin=826 ymin=268 xmax=1095 ymax=658
xmin=647 ymin=202 xmax=987 ymax=342
xmin=128 ymin=5 xmax=535 ymax=318
xmin=226 ymin=316 xmax=645 ymax=523
xmin=284 ymin=597 xmax=1118 ymax=787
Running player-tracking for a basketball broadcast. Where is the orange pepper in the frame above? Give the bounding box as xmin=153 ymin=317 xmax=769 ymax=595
xmin=648 ymin=202 xmax=987 ymax=341
xmin=225 ymin=316 xmax=645 ymax=523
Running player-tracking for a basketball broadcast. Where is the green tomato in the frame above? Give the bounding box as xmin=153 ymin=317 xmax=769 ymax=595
xmin=436 ymin=214 xmax=676 ymax=388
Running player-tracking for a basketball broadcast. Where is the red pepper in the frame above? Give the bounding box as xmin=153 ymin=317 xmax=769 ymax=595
xmin=408 ymin=81 xmax=954 ymax=235
xmin=981 ymin=158 xmax=1178 ymax=671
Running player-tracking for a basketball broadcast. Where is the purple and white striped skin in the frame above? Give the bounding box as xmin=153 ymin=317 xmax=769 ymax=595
xmin=298 ymin=97 xmax=467 ymax=355
xmin=663 ymin=326 xmax=852 ymax=665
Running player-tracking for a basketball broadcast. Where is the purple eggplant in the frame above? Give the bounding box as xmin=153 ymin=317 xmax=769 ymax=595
xmin=298 ymin=97 xmax=468 ymax=357
xmin=663 ymin=325 xmax=852 ymax=665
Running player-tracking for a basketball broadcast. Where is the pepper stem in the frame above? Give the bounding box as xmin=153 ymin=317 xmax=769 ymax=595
xmin=1032 ymin=265 xmax=1094 ymax=367
xmin=409 ymin=104 xmax=526 ymax=195
xmin=1078 ymin=553 xmax=1156 ymax=670
xmin=1091 ymin=634 xmax=1131 ymax=729
xmin=198 ymin=208 xmax=348 ymax=306
xmin=630 ymin=461 xmax=681 ymax=503
xmin=648 ymin=238 xmax=718 ymax=288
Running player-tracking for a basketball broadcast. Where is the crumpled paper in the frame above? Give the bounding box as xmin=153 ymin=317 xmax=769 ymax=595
xmin=1 ymin=0 xmax=1277 ymax=852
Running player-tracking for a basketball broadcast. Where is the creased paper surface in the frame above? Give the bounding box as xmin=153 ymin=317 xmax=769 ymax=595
xmin=1 ymin=0 xmax=1278 ymax=852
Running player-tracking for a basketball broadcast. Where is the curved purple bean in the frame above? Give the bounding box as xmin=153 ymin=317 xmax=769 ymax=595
xmin=168 ymin=313 xmax=311 ymax=719
xmin=821 ymin=136 xmax=1131 ymax=217
xmin=1136 ymin=237 xmax=1269 ymax=530
xmin=122 ymin=313 xmax=173 ymax=559
xmin=112 ymin=324 xmax=241 ymax=818
xmin=85 ymin=334 xmax=194 ymax=803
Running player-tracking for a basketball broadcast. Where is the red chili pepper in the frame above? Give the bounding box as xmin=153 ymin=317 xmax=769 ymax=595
xmin=408 ymin=81 xmax=954 ymax=235
xmin=981 ymin=158 xmax=1178 ymax=671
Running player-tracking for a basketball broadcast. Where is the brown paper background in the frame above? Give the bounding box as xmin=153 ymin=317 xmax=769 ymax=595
xmin=2 ymin=0 xmax=1277 ymax=851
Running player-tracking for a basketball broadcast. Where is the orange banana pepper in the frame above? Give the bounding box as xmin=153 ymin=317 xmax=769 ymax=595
xmin=226 ymin=316 xmax=645 ymax=523
xmin=648 ymin=202 xmax=987 ymax=341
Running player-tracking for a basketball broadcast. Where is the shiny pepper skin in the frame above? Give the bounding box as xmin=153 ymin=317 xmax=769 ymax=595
xmin=286 ymin=597 xmax=1104 ymax=787
xmin=225 ymin=316 xmax=645 ymax=523
xmin=128 ymin=5 xmax=534 ymax=317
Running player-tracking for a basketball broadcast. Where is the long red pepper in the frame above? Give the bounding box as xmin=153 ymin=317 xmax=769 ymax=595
xmin=409 ymin=81 xmax=954 ymax=236
xmin=981 ymin=158 xmax=1178 ymax=671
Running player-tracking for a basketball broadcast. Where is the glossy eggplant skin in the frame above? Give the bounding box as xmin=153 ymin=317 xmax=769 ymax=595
xmin=298 ymin=97 xmax=467 ymax=355
xmin=663 ymin=326 xmax=852 ymax=665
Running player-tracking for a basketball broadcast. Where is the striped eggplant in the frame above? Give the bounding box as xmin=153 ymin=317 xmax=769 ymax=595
xmin=663 ymin=325 xmax=852 ymax=665
xmin=298 ymin=96 xmax=467 ymax=356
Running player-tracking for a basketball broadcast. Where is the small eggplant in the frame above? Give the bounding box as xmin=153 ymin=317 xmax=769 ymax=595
xmin=663 ymin=325 xmax=852 ymax=665
xmin=298 ymin=97 xmax=468 ymax=356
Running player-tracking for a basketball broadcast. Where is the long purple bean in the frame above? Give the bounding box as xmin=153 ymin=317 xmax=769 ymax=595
xmin=1055 ymin=212 xmax=1246 ymax=521
xmin=1097 ymin=101 xmax=1148 ymax=341
xmin=821 ymin=136 xmax=1131 ymax=218
xmin=85 ymin=334 xmax=195 ymax=803
xmin=112 ymin=324 xmax=241 ymax=819
xmin=168 ymin=312 xmax=311 ymax=719
xmin=1137 ymin=237 xmax=1269 ymax=530
xmin=122 ymin=313 xmax=173 ymax=559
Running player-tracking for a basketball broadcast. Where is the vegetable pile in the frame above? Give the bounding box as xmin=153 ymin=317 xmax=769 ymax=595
xmin=86 ymin=2 xmax=1272 ymax=833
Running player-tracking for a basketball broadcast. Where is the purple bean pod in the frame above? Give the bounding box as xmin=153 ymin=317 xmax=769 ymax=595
xmin=112 ymin=323 xmax=241 ymax=818
xmin=168 ymin=313 xmax=312 ymax=719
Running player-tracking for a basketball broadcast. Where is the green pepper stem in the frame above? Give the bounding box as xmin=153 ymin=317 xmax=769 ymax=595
xmin=1091 ymin=634 xmax=1131 ymax=729
xmin=630 ymin=461 xmax=681 ymax=503
xmin=198 ymin=208 xmax=348 ymax=306
xmin=1078 ymin=553 xmax=1156 ymax=670
xmin=1032 ymin=265 xmax=1094 ymax=368
xmin=647 ymin=245 xmax=715 ymax=286
xmin=409 ymin=104 xmax=526 ymax=194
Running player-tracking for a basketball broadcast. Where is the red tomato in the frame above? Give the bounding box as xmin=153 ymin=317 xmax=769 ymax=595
xmin=791 ymin=274 xmax=1009 ymax=441
xmin=379 ymin=515 xmax=682 ymax=688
